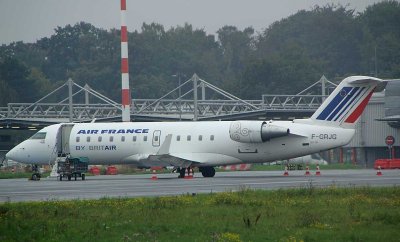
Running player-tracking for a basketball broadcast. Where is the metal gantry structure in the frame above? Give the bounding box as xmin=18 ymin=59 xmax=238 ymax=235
xmin=0 ymin=75 xmax=336 ymax=129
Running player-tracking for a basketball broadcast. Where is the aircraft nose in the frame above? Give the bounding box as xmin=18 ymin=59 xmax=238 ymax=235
xmin=6 ymin=146 xmax=25 ymax=163
xmin=5 ymin=149 xmax=15 ymax=161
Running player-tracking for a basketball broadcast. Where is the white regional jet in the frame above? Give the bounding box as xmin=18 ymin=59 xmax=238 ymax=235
xmin=6 ymin=76 xmax=386 ymax=178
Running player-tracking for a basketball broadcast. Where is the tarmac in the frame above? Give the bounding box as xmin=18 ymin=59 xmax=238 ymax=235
xmin=0 ymin=169 xmax=399 ymax=202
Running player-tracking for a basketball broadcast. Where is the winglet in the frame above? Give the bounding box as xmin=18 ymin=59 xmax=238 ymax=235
xmin=157 ymin=134 xmax=173 ymax=155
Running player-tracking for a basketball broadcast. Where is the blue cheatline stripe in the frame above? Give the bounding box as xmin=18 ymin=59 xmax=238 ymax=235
xmin=338 ymin=87 xmax=370 ymax=123
xmin=327 ymin=87 xmax=360 ymax=121
xmin=334 ymin=87 xmax=366 ymax=122
xmin=316 ymin=87 xmax=353 ymax=120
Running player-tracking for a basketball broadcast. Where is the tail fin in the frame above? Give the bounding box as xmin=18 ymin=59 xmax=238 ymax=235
xmin=310 ymin=76 xmax=386 ymax=128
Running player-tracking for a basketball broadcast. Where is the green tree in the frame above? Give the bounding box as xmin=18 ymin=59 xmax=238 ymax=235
xmin=257 ymin=5 xmax=363 ymax=76
xmin=0 ymin=57 xmax=37 ymax=102
xmin=359 ymin=0 xmax=400 ymax=78
xmin=217 ymin=26 xmax=255 ymax=95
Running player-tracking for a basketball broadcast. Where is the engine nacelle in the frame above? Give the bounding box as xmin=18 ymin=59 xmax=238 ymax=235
xmin=261 ymin=123 xmax=290 ymax=141
xmin=229 ymin=121 xmax=289 ymax=143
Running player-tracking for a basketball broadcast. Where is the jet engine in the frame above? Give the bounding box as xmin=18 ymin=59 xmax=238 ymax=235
xmin=229 ymin=121 xmax=289 ymax=143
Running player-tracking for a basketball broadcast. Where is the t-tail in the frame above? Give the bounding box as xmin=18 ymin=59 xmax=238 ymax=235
xmin=310 ymin=76 xmax=386 ymax=128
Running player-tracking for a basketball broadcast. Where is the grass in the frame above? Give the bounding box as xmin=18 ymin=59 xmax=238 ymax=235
xmin=0 ymin=172 xmax=50 ymax=179
xmin=1 ymin=186 xmax=400 ymax=241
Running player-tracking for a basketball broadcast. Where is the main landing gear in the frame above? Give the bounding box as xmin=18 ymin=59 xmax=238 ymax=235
xmin=177 ymin=168 xmax=187 ymax=178
xmin=199 ymin=166 xmax=215 ymax=177
xmin=177 ymin=166 xmax=216 ymax=178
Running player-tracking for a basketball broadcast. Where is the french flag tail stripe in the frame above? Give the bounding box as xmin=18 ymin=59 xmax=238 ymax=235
xmin=334 ymin=87 xmax=365 ymax=121
xmin=344 ymin=88 xmax=375 ymax=123
xmin=310 ymin=76 xmax=385 ymax=127
xmin=326 ymin=87 xmax=360 ymax=121
xmin=316 ymin=87 xmax=353 ymax=120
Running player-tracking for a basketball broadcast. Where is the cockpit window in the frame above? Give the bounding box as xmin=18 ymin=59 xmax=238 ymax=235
xmin=30 ymin=132 xmax=47 ymax=140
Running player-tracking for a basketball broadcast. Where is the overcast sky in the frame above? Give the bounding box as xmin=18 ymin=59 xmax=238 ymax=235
xmin=0 ymin=0 xmax=381 ymax=45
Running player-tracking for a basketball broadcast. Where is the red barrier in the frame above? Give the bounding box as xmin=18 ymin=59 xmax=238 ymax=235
xmin=374 ymin=159 xmax=400 ymax=169
xmin=106 ymin=166 xmax=118 ymax=175
xmin=89 ymin=166 xmax=100 ymax=175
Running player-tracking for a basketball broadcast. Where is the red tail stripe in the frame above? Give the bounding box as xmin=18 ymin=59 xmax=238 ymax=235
xmin=345 ymin=89 xmax=374 ymax=123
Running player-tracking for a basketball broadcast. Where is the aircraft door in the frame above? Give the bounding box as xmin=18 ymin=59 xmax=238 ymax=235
xmin=152 ymin=130 xmax=161 ymax=147
xmin=56 ymin=124 xmax=74 ymax=155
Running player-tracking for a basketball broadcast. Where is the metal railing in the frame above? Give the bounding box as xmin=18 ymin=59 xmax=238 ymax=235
xmin=0 ymin=75 xmax=334 ymax=122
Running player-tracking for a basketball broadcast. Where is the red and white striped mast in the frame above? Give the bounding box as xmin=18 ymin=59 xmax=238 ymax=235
xmin=120 ymin=0 xmax=131 ymax=122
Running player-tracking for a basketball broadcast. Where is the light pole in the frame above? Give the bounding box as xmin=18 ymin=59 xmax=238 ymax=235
xmin=172 ymin=73 xmax=185 ymax=121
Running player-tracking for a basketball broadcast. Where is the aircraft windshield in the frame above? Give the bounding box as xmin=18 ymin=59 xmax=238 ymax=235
xmin=30 ymin=132 xmax=47 ymax=140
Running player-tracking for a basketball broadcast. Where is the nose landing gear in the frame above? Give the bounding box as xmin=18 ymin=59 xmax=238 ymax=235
xmin=30 ymin=164 xmax=41 ymax=181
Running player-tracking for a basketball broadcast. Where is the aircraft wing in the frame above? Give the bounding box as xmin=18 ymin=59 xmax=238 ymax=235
xmin=124 ymin=152 xmax=242 ymax=168
xmin=150 ymin=152 xmax=243 ymax=167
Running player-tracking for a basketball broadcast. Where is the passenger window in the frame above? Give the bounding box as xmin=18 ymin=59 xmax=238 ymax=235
xmin=144 ymin=136 xmax=148 ymax=142
xmin=110 ymin=136 xmax=114 ymax=142
xmin=187 ymin=135 xmax=191 ymax=141
xmin=86 ymin=136 xmax=90 ymax=142
xmin=98 ymin=136 xmax=102 ymax=142
xmin=199 ymin=135 xmax=203 ymax=141
xmin=76 ymin=137 xmax=80 ymax=142
xmin=177 ymin=135 xmax=180 ymax=141
xmin=121 ymin=136 xmax=125 ymax=142
xmin=210 ymin=135 xmax=214 ymax=141
xmin=132 ymin=136 xmax=137 ymax=142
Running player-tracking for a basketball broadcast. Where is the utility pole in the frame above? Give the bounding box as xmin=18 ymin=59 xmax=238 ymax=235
xmin=374 ymin=45 xmax=378 ymax=78
xmin=68 ymin=78 xmax=73 ymax=122
xmin=84 ymin=84 xmax=90 ymax=105
xmin=173 ymin=73 xmax=185 ymax=121
xmin=321 ymin=75 xmax=326 ymax=102
xmin=193 ymin=74 xmax=199 ymax=121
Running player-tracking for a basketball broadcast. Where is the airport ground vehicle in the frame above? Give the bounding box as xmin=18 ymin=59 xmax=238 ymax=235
xmin=57 ymin=157 xmax=88 ymax=181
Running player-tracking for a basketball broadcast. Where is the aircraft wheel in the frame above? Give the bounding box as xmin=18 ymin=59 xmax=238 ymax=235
xmin=31 ymin=173 xmax=40 ymax=181
xmin=200 ymin=167 xmax=215 ymax=177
